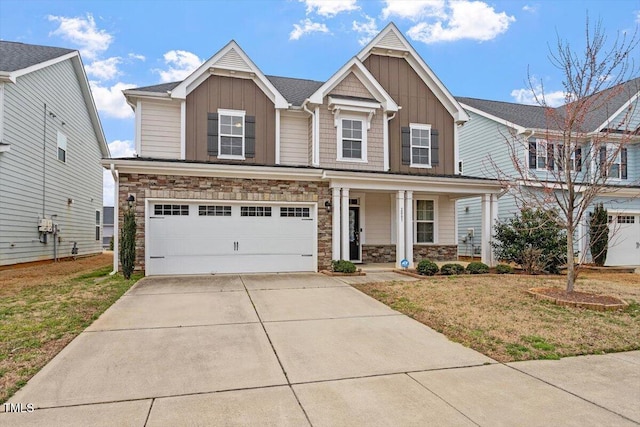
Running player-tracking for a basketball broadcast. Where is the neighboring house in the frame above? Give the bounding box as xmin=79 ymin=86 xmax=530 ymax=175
xmin=106 ymin=24 xmax=501 ymax=276
xmin=103 ymin=206 xmax=114 ymax=249
xmin=0 ymin=41 xmax=109 ymax=266
xmin=456 ymin=77 xmax=640 ymax=266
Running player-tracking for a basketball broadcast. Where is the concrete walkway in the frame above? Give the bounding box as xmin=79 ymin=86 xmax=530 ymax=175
xmin=2 ymin=272 xmax=638 ymax=426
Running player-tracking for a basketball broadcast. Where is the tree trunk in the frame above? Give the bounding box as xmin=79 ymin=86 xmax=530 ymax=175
xmin=566 ymin=227 xmax=575 ymax=293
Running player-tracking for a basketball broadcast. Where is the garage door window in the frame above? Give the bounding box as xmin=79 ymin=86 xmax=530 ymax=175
xmin=241 ymin=206 xmax=272 ymax=217
xmin=199 ymin=206 xmax=232 ymax=216
xmin=280 ymin=207 xmax=310 ymax=218
xmin=617 ymin=215 xmax=635 ymax=224
xmin=154 ymin=204 xmax=189 ymax=216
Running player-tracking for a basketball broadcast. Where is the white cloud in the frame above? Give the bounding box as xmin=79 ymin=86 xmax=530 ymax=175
xmin=636 ymin=10 xmax=640 ymax=24
xmin=155 ymin=50 xmax=203 ymax=83
xmin=85 ymin=57 xmax=121 ymax=81
xmin=407 ymin=1 xmax=515 ymax=44
xmin=382 ymin=0 xmax=446 ymax=20
xmin=290 ymin=19 xmax=330 ymax=40
xmin=300 ymin=0 xmax=358 ymax=17
xmin=103 ymin=139 xmax=135 ymax=206
xmin=522 ymin=4 xmax=537 ymax=13
xmin=48 ymin=14 xmax=112 ymax=60
xmin=353 ymin=15 xmax=379 ymax=46
xmin=510 ymin=85 xmax=567 ymax=107
xmin=90 ymin=81 xmax=135 ymax=119
xmin=128 ymin=53 xmax=146 ymax=61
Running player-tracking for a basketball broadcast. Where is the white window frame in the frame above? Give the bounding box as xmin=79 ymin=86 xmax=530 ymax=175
xmin=555 ymin=143 xmax=579 ymax=172
xmin=337 ymin=115 xmax=367 ymax=163
xmin=95 ymin=210 xmax=101 ymax=241
xmin=414 ymin=198 xmax=438 ymax=244
xmin=535 ymin=139 xmax=548 ymax=170
xmin=57 ymin=131 xmax=67 ymax=163
xmin=410 ymin=123 xmax=432 ymax=168
xmin=606 ymin=143 xmax=622 ymax=180
xmin=218 ymin=109 xmax=245 ymax=160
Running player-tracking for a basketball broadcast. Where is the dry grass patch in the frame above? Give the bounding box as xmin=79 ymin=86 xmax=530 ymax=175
xmin=353 ymin=272 xmax=640 ymax=363
xmin=0 ymin=254 xmax=140 ymax=403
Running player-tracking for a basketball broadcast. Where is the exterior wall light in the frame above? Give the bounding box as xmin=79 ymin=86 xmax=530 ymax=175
xmin=324 ymin=200 xmax=332 ymax=212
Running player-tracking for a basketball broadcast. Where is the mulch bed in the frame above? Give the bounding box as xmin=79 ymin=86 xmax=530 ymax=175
xmin=527 ymin=287 xmax=629 ymax=311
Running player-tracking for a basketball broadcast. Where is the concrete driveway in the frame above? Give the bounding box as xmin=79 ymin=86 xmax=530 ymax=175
xmin=2 ymin=273 xmax=638 ymax=426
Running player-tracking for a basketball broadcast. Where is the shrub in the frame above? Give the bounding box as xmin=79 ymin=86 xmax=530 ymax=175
xmin=492 ymin=208 xmax=567 ymax=274
xmin=466 ymin=261 xmax=489 ymax=274
xmin=495 ymin=264 xmax=514 ymax=274
xmin=440 ymin=263 xmax=465 ymax=275
xmin=416 ymin=259 xmax=439 ymax=276
xmin=331 ymin=260 xmax=356 ymax=273
xmin=589 ymin=203 xmax=609 ymax=266
xmin=119 ymin=206 xmax=136 ymax=280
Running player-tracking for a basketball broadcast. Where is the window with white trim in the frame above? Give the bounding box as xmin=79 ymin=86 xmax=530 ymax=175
xmin=95 ymin=210 xmax=101 ymax=241
xmin=602 ymin=143 xmax=626 ymax=179
xmin=415 ymin=199 xmax=436 ymax=244
xmin=536 ymin=139 xmax=548 ymax=170
xmin=218 ymin=109 xmax=245 ymax=159
xmin=57 ymin=131 xmax=67 ymax=163
xmin=338 ymin=117 xmax=366 ymax=161
xmin=410 ymin=124 xmax=431 ymax=167
xmin=529 ymin=139 xmax=581 ymax=172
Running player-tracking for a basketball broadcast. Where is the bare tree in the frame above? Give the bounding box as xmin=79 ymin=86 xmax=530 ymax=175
xmin=495 ymin=18 xmax=639 ymax=292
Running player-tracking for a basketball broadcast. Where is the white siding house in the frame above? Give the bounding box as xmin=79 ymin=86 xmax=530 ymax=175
xmin=0 ymin=41 xmax=109 ymax=266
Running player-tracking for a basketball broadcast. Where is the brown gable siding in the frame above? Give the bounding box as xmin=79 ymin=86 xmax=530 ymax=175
xmin=185 ymin=75 xmax=276 ymax=164
xmin=363 ymin=54 xmax=455 ymax=175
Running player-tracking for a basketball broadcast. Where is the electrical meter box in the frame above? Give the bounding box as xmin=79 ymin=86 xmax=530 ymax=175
xmin=38 ymin=218 xmax=53 ymax=233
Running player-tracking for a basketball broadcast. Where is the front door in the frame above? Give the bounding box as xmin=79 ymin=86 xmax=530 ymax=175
xmin=349 ymin=206 xmax=360 ymax=261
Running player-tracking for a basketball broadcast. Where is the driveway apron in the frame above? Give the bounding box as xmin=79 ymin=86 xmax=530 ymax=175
xmin=1 ymin=273 xmax=637 ymax=426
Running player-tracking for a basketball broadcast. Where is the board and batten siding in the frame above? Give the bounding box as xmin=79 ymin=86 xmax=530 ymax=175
xmin=363 ymin=54 xmax=456 ymax=175
xmin=279 ymin=111 xmax=309 ymax=166
xmin=139 ymin=100 xmax=181 ymax=158
xmin=0 ymin=59 xmax=103 ymax=265
xmin=185 ymin=74 xmax=276 ymax=164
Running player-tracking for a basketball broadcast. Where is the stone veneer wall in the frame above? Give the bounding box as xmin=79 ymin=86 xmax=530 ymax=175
xmin=362 ymin=244 xmax=458 ymax=263
xmin=118 ymin=174 xmax=332 ymax=273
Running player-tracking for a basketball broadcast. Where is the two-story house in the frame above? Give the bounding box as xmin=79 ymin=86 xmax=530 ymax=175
xmin=105 ymin=24 xmax=502 ymax=276
xmin=456 ymin=77 xmax=640 ymax=266
xmin=0 ymin=41 xmax=109 ymax=266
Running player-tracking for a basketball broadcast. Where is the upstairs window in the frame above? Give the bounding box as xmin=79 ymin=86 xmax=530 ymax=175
xmin=402 ymin=125 xmax=439 ymax=168
xmin=338 ymin=117 xmax=366 ymax=161
xmin=206 ymin=110 xmax=256 ymax=160
xmin=600 ymin=144 xmax=627 ymax=180
xmin=57 ymin=131 xmax=67 ymax=163
xmin=528 ymin=139 xmax=582 ymax=172
xmin=410 ymin=124 xmax=431 ymax=167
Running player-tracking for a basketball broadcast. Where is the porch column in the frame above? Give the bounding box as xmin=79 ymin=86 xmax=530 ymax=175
xmin=490 ymin=194 xmax=499 ymax=266
xmin=331 ymin=187 xmax=341 ymax=261
xmin=341 ymin=188 xmax=350 ymax=260
xmin=481 ymin=193 xmax=492 ymax=265
xmin=404 ymin=190 xmax=414 ymax=267
xmin=396 ymin=190 xmax=405 ymax=268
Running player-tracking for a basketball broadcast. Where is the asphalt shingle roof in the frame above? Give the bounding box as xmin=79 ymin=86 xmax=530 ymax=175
xmin=457 ymin=77 xmax=640 ymax=132
xmin=131 ymin=81 xmax=181 ymax=93
xmin=265 ymin=75 xmax=324 ymax=106
xmin=0 ymin=41 xmax=75 ymax=72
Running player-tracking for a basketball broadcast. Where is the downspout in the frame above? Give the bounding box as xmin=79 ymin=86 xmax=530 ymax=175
xmin=302 ymin=100 xmax=316 ymax=166
xmin=384 ymin=112 xmax=396 ymax=171
xmin=110 ymin=163 xmax=119 ymax=275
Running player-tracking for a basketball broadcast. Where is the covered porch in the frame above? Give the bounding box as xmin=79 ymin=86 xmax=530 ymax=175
xmin=325 ymin=171 xmax=501 ymax=268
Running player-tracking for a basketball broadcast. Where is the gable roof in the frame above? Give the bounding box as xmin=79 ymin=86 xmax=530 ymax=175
xmin=0 ymin=41 xmax=75 ymax=73
xmin=266 ymin=75 xmax=323 ymax=106
xmin=457 ymin=76 xmax=640 ymax=134
xmin=357 ymin=23 xmax=469 ymax=123
xmin=0 ymin=40 xmax=109 ymax=157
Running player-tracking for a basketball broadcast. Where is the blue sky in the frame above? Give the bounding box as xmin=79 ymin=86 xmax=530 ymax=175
xmin=1 ymin=0 xmax=639 ymax=205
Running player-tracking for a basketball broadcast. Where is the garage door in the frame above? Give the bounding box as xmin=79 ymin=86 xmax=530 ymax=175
xmin=147 ymin=202 xmax=316 ymax=275
xmin=605 ymin=214 xmax=640 ymax=266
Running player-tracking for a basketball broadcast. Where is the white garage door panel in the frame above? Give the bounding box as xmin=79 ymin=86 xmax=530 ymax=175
xmin=605 ymin=215 xmax=640 ymax=266
xmin=147 ymin=203 xmax=316 ymax=275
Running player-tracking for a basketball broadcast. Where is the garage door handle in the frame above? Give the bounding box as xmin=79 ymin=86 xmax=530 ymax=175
xmin=150 ymin=256 xmax=165 ymax=259
xmin=301 ymin=254 xmax=313 ymax=257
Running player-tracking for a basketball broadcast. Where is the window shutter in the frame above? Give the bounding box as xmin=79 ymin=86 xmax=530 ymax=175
xmin=245 ymin=116 xmax=256 ymax=158
xmin=547 ymin=142 xmax=554 ymax=170
xmin=575 ymin=146 xmax=582 ymax=172
xmin=401 ymin=127 xmax=410 ymax=165
xmin=431 ymin=129 xmax=439 ymax=166
xmin=621 ymin=147 xmax=628 ymax=180
xmin=528 ymin=138 xmax=537 ymax=169
xmin=599 ymin=146 xmax=607 ymax=177
xmin=207 ymin=113 xmax=218 ymax=156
